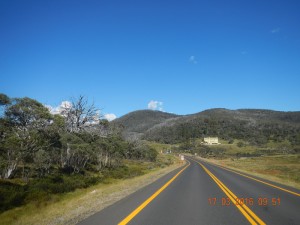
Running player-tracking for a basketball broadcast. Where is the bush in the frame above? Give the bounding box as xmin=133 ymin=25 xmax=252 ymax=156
xmin=228 ymin=139 xmax=234 ymax=144
xmin=0 ymin=181 xmax=26 ymax=213
xmin=102 ymin=164 xmax=145 ymax=179
xmin=0 ymin=164 xmax=145 ymax=213
xmin=0 ymin=174 xmax=100 ymax=209
xmin=237 ymin=142 xmax=244 ymax=147
xmin=27 ymin=174 xmax=101 ymax=196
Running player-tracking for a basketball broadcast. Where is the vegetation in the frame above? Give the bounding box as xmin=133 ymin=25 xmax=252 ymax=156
xmin=111 ymin=110 xmax=179 ymax=140
xmin=174 ymin=138 xmax=299 ymax=158
xmin=143 ymin=109 xmax=300 ymax=146
xmin=114 ymin=108 xmax=300 ymax=148
xmin=114 ymin=109 xmax=300 ymax=189
xmin=202 ymin=154 xmax=300 ymax=189
xmin=0 ymin=93 xmax=160 ymax=214
xmin=0 ymin=154 xmax=182 ymax=225
xmin=113 ymin=109 xmax=300 ymax=189
xmin=1 ymin=94 xmax=299 ymax=219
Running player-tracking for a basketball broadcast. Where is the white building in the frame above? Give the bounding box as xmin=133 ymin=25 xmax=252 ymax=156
xmin=203 ymin=137 xmax=219 ymax=145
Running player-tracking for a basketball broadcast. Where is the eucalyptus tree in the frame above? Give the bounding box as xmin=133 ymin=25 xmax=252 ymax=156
xmin=1 ymin=97 xmax=52 ymax=179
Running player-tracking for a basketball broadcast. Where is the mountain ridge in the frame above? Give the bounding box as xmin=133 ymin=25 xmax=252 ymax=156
xmin=113 ymin=108 xmax=300 ymax=144
xmin=111 ymin=110 xmax=180 ymax=139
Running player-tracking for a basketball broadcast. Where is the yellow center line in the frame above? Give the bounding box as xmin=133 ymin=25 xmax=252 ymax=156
xmin=209 ymin=161 xmax=300 ymax=197
xmin=118 ymin=161 xmax=190 ymax=225
xmin=188 ymin=158 xmax=265 ymax=225
xmin=201 ymin=164 xmax=265 ymax=225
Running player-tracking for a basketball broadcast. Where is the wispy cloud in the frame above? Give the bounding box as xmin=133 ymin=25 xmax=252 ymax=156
xmin=189 ymin=55 xmax=198 ymax=64
xmin=148 ymin=100 xmax=163 ymax=111
xmin=271 ymin=27 xmax=280 ymax=34
xmin=104 ymin=113 xmax=117 ymax=121
xmin=241 ymin=51 xmax=248 ymax=55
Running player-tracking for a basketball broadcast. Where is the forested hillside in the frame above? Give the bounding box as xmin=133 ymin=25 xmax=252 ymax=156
xmin=112 ymin=110 xmax=179 ymax=140
xmin=115 ymin=108 xmax=300 ymax=145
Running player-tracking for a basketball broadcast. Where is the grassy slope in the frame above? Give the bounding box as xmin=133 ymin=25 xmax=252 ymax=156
xmin=191 ymin=139 xmax=300 ymax=189
xmin=150 ymin=139 xmax=299 ymax=191
xmin=193 ymin=138 xmax=297 ymax=155
xmin=0 ymin=154 xmax=182 ymax=225
xmin=200 ymin=155 xmax=300 ymax=190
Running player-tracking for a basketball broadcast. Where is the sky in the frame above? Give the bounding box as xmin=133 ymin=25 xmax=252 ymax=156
xmin=1 ymin=0 xmax=300 ymax=119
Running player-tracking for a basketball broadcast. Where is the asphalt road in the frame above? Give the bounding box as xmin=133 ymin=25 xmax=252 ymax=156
xmin=78 ymin=156 xmax=300 ymax=225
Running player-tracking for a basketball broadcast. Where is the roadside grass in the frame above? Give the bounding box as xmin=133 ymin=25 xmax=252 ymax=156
xmin=208 ymin=143 xmax=258 ymax=155
xmin=193 ymin=138 xmax=256 ymax=155
xmin=202 ymin=154 xmax=300 ymax=190
xmin=266 ymin=139 xmax=292 ymax=149
xmin=194 ymin=138 xmax=299 ymax=157
xmin=0 ymin=154 xmax=183 ymax=225
xmin=146 ymin=141 xmax=173 ymax=153
xmin=146 ymin=141 xmax=181 ymax=167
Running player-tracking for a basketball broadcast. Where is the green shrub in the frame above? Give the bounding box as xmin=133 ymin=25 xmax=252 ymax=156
xmin=101 ymin=165 xmax=145 ymax=180
xmin=0 ymin=181 xmax=26 ymax=213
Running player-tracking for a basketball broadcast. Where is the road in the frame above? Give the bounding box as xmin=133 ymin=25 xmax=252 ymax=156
xmin=78 ymin=156 xmax=300 ymax=225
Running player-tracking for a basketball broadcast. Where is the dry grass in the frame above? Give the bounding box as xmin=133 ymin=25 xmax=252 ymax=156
xmin=200 ymin=155 xmax=300 ymax=190
xmin=0 ymin=161 xmax=184 ymax=225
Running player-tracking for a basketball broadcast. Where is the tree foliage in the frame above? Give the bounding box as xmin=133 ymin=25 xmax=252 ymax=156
xmin=0 ymin=94 xmax=157 ymax=180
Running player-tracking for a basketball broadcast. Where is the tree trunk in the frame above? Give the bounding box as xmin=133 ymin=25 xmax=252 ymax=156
xmin=4 ymin=162 xmax=17 ymax=179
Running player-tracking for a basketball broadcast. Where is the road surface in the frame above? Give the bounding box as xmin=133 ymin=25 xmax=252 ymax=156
xmin=78 ymin=156 xmax=300 ymax=225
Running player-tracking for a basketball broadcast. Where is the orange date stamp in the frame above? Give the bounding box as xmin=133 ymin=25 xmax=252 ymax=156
xmin=208 ymin=197 xmax=281 ymax=206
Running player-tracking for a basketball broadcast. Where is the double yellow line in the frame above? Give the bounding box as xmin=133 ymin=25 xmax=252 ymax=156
xmin=212 ymin=163 xmax=300 ymax=197
xmin=194 ymin=159 xmax=265 ymax=225
xmin=118 ymin=161 xmax=190 ymax=225
xmin=118 ymin=157 xmax=266 ymax=225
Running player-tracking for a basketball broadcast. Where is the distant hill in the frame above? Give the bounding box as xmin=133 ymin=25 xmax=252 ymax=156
xmin=113 ymin=109 xmax=300 ymax=145
xmin=112 ymin=110 xmax=179 ymax=139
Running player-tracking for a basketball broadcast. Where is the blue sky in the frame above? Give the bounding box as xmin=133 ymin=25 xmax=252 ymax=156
xmin=1 ymin=0 xmax=300 ymax=119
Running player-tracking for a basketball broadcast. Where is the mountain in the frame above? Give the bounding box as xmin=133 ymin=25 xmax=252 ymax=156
xmin=112 ymin=110 xmax=180 ymax=139
xmin=113 ymin=109 xmax=300 ymax=145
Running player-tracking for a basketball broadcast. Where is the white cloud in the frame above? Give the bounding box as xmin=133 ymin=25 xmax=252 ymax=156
xmin=60 ymin=101 xmax=72 ymax=109
xmin=104 ymin=113 xmax=117 ymax=121
xmin=189 ymin=55 xmax=198 ymax=64
xmin=271 ymin=27 xmax=280 ymax=33
xmin=45 ymin=101 xmax=72 ymax=115
xmin=45 ymin=105 xmax=53 ymax=112
xmin=148 ymin=100 xmax=163 ymax=111
xmin=46 ymin=101 xmax=106 ymax=124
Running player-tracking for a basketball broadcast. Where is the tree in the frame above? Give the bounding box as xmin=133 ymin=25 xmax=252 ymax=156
xmin=0 ymin=126 xmax=21 ymax=179
xmin=33 ymin=149 xmax=52 ymax=177
xmin=126 ymin=140 xmax=158 ymax=161
xmin=0 ymin=93 xmax=10 ymax=106
xmin=1 ymin=97 xmax=52 ymax=180
xmin=0 ymin=93 xmax=10 ymax=117
xmin=5 ymin=97 xmax=52 ymax=130
xmin=61 ymin=96 xmax=100 ymax=133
